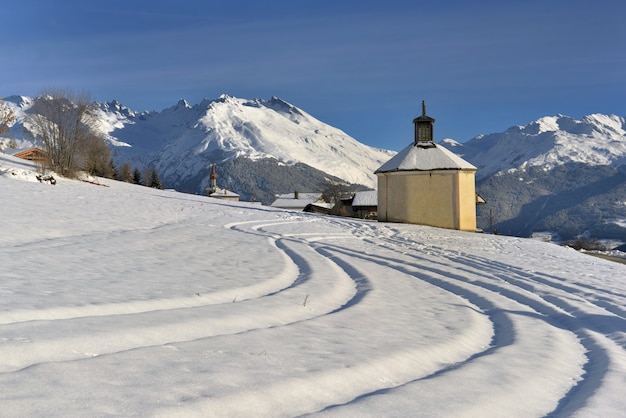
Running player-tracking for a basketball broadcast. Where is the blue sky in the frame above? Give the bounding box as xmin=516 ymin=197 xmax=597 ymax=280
xmin=3 ymin=0 xmax=625 ymax=151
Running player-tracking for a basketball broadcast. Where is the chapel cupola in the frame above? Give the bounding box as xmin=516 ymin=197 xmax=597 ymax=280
xmin=413 ymin=100 xmax=435 ymax=147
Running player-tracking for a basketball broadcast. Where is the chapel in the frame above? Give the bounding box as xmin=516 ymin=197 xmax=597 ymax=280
xmin=375 ymin=102 xmax=478 ymax=231
xmin=204 ymin=164 xmax=240 ymax=202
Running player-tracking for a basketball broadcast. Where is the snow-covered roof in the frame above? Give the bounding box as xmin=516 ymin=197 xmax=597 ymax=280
xmin=351 ymin=190 xmax=378 ymax=207
xmin=375 ymin=142 xmax=476 ymax=173
xmin=271 ymin=192 xmax=325 ymax=209
xmin=209 ymin=189 xmax=240 ymax=198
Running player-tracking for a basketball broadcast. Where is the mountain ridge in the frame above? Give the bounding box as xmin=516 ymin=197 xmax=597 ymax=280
xmin=440 ymin=113 xmax=626 ymax=241
xmin=96 ymin=94 xmax=395 ymax=192
xmin=444 ymin=113 xmax=626 ymax=180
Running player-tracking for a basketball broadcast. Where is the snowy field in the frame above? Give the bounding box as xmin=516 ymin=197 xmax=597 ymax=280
xmin=1 ymin=153 xmax=626 ymax=417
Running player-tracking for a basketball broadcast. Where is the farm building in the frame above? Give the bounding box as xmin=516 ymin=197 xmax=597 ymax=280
xmin=271 ymin=191 xmax=330 ymax=212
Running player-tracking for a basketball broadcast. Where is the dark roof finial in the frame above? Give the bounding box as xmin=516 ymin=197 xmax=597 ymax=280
xmin=412 ymin=100 xmax=435 ymax=125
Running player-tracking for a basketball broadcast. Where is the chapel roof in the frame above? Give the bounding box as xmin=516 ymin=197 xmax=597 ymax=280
xmin=374 ymin=142 xmax=476 ymax=173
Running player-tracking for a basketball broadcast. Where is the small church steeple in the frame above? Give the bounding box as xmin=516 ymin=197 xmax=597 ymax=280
xmin=208 ymin=163 xmax=218 ymax=194
xmin=413 ymin=100 xmax=435 ymax=147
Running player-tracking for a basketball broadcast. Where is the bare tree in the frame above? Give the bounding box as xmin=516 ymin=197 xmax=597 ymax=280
xmin=139 ymin=167 xmax=163 ymax=188
xmin=81 ymin=132 xmax=113 ymax=177
xmin=143 ymin=167 xmax=153 ymax=187
xmin=118 ymin=162 xmax=133 ymax=182
xmin=29 ymin=89 xmax=103 ymax=177
xmin=319 ymin=178 xmax=355 ymax=215
xmin=107 ymin=158 xmax=118 ymax=180
xmin=320 ymin=178 xmax=351 ymax=203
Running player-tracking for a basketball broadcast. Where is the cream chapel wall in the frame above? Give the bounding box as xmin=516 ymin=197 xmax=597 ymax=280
xmin=455 ymin=170 xmax=477 ymax=232
xmin=378 ymin=171 xmax=459 ymax=229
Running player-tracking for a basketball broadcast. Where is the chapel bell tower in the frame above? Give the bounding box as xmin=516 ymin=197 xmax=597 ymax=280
xmin=413 ymin=100 xmax=435 ymax=147
xmin=208 ymin=163 xmax=218 ymax=194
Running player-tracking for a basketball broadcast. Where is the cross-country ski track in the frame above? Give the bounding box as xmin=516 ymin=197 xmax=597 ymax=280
xmin=1 ymin=155 xmax=625 ymax=417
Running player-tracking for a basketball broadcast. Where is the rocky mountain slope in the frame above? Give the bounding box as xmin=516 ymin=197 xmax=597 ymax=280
xmin=98 ymin=95 xmax=394 ymax=200
xmin=443 ymin=114 xmax=626 ymax=240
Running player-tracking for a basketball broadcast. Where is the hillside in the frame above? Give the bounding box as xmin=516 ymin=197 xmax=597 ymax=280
xmin=443 ymin=114 xmax=626 ymax=241
xmin=1 ymin=152 xmax=626 ymax=417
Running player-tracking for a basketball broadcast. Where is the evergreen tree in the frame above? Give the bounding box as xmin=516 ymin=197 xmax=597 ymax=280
xmin=132 ymin=167 xmax=142 ymax=185
xmin=150 ymin=169 xmax=163 ymax=189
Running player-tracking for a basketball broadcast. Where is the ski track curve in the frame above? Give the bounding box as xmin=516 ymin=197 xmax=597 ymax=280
xmin=0 ymin=234 xmax=306 ymax=326
xmin=331 ymin=224 xmax=625 ymax=417
xmin=0 ymin=226 xmax=359 ymax=373
xmin=153 ymin=222 xmax=494 ymax=417
xmin=1 ymin=213 xmax=624 ymax=417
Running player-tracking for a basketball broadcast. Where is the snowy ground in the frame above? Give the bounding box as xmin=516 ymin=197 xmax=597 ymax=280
xmin=1 ymin=153 xmax=626 ymax=417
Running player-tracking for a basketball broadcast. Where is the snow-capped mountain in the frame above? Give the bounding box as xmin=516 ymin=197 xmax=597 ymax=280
xmin=2 ymin=94 xmax=394 ymax=202
xmin=442 ymin=114 xmax=626 ymax=240
xmin=444 ymin=114 xmax=626 ymax=180
xmin=96 ymin=94 xmax=394 ymax=194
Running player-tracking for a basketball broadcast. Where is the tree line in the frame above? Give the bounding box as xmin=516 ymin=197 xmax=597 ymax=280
xmin=114 ymin=162 xmax=163 ymax=189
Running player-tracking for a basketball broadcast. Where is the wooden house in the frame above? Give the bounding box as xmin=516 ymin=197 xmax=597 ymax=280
xmin=303 ymin=202 xmax=333 ymax=215
xmin=10 ymin=147 xmax=47 ymax=163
